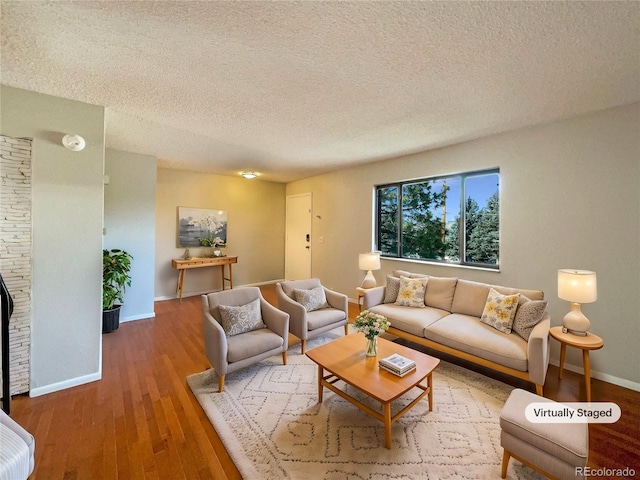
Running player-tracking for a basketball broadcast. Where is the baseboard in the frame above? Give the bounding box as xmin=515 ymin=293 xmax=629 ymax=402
xmin=121 ymin=312 xmax=156 ymax=322
xmin=549 ymin=359 xmax=640 ymax=392
xmin=29 ymin=371 xmax=102 ymax=397
xmin=154 ymin=279 xmax=286 ymax=302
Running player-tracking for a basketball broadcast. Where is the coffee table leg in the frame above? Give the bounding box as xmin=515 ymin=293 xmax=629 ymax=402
xmin=427 ymin=372 xmax=434 ymax=411
xmin=384 ymin=402 xmax=392 ymax=449
xmin=317 ymin=365 xmax=323 ymax=403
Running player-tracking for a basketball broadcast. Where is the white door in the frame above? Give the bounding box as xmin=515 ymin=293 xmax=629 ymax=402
xmin=285 ymin=193 xmax=312 ymax=280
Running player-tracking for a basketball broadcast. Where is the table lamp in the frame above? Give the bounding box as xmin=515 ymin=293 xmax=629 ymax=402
xmin=359 ymin=252 xmax=381 ymax=289
xmin=557 ymin=269 xmax=597 ymax=336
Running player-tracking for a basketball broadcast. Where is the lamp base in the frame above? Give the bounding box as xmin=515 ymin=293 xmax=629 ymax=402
xmin=562 ymin=303 xmax=590 ymax=336
xmin=565 ymin=328 xmax=588 ymax=337
xmin=360 ymin=270 xmax=377 ymax=289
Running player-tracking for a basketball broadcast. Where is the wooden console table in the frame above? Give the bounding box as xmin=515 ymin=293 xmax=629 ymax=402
xmin=171 ymin=256 xmax=238 ymax=303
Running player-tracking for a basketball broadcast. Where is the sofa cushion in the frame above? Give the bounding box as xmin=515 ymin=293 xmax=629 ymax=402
xmin=383 ymin=275 xmax=401 ymax=303
xmin=492 ymin=285 xmax=544 ymax=301
xmin=512 ymin=298 xmax=548 ymax=341
xmin=395 ymin=276 xmax=428 ymax=307
xmin=218 ymin=298 xmax=266 ymax=336
xmin=480 ymin=288 xmax=520 ymax=334
xmin=425 ymin=276 xmax=458 ymax=311
xmin=425 ymin=314 xmax=528 ymax=371
xmin=369 ymin=304 xmax=448 ymax=337
xmin=450 ymin=279 xmax=491 ymax=317
xmin=393 ymin=270 xmax=428 ymax=279
xmin=293 ymin=285 xmax=329 ymax=311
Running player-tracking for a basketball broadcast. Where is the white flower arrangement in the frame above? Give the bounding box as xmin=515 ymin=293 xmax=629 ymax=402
xmin=354 ymin=310 xmax=390 ymax=340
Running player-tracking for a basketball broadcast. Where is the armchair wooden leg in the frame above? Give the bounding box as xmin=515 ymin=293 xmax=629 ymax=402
xmin=344 ymin=324 xmax=349 ymax=335
xmin=535 ymin=384 xmax=543 ymax=396
xmin=218 ymin=375 xmax=225 ymax=393
xmin=301 ymin=340 xmax=306 ymax=354
xmin=501 ymin=449 xmax=510 ymax=478
xmin=282 ymin=351 xmax=287 ymax=365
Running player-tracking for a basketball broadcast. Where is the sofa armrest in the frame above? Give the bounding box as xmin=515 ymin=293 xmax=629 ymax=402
xmin=363 ymin=286 xmax=385 ymax=310
xmin=527 ymin=314 xmax=551 ymax=387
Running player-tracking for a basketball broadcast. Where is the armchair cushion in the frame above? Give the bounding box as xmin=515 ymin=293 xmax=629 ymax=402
xmin=226 ymin=328 xmax=285 ymax=363
xmin=293 ymin=285 xmax=329 ymax=311
xmin=218 ymin=298 xmax=266 ymax=336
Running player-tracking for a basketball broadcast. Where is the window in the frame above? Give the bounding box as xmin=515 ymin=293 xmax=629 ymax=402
xmin=376 ymin=169 xmax=500 ymax=268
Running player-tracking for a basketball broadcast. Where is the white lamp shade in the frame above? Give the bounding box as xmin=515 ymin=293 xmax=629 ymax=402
xmin=558 ymin=269 xmax=597 ymax=304
xmin=359 ymin=252 xmax=381 ymax=271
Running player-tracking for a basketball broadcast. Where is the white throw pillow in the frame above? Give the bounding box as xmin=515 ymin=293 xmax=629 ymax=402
xmin=218 ymin=298 xmax=266 ymax=336
xmin=480 ymin=288 xmax=520 ymax=334
xmin=293 ymin=285 xmax=329 ymax=311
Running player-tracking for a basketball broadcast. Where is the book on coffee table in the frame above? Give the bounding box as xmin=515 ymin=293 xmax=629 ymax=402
xmin=379 ymin=362 xmax=416 ymax=377
xmin=379 ymin=353 xmax=416 ymax=376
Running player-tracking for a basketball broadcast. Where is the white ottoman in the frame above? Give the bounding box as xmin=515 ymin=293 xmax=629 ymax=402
xmin=500 ymin=389 xmax=588 ymax=480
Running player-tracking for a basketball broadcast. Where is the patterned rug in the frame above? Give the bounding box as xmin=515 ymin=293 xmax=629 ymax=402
xmin=187 ymin=328 xmax=544 ymax=480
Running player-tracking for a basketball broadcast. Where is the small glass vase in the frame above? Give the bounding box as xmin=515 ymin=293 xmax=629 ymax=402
xmin=365 ymin=336 xmax=378 ymax=357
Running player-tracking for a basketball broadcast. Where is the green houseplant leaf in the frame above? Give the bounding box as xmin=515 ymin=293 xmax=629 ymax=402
xmin=102 ymin=249 xmax=133 ymax=310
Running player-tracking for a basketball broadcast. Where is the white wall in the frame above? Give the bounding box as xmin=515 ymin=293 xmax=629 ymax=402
xmin=1 ymin=85 xmax=105 ymax=395
xmin=104 ymin=149 xmax=157 ymax=321
xmin=287 ymin=102 xmax=640 ymax=389
xmin=155 ymin=169 xmax=286 ymax=299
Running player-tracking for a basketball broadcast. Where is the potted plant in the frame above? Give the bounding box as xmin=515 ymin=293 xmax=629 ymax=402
xmin=102 ymin=248 xmax=133 ymax=333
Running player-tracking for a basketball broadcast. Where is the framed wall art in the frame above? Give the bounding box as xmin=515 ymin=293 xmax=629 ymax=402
xmin=177 ymin=207 xmax=227 ymax=248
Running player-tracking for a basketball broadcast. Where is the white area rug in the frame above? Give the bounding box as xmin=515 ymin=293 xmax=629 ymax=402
xmin=187 ymin=329 xmax=544 ymax=480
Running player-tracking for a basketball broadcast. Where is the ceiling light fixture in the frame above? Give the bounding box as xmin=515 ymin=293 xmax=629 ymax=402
xmin=240 ymin=171 xmax=258 ymax=179
xmin=62 ymin=134 xmax=86 ymax=152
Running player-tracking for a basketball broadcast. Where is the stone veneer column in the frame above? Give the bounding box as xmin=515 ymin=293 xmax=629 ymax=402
xmin=0 ymin=135 xmax=32 ymax=395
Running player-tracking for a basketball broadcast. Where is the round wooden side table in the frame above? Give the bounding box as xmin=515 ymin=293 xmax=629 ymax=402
xmin=549 ymin=326 xmax=604 ymax=402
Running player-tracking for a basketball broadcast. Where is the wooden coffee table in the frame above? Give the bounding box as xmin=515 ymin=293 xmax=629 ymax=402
xmin=306 ymin=334 xmax=440 ymax=449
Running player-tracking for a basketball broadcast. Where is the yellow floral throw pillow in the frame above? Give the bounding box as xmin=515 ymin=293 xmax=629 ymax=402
xmin=481 ymin=288 xmax=520 ymax=333
xmin=395 ymin=276 xmax=428 ymax=308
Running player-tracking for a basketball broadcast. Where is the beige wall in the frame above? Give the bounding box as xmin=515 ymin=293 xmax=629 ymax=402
xmin=104 ymin=149 xmax=157 ymax=321
xmin=287 ymin=102 xmax=640 ymax=388
xmin=155 ymin=169 xmax=286 ymax=299
xmin=1 ymin=85 xmax=105 ymax=395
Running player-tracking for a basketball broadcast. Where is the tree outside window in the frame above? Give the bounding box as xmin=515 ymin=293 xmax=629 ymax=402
xmin=376 ymin=169 xmax=499 ymax=268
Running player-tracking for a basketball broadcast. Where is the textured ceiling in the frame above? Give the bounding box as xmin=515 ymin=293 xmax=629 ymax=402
xmin=1 ymin=1 xmax=639 ymax=183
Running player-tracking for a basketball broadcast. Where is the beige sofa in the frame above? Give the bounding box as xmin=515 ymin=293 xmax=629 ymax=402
xmin=363 ymin=270 xmax=550 ymax=395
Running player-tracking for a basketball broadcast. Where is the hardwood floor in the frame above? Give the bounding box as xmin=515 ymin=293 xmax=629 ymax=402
xmin=9 ymin=284 xmax=640 ymax=478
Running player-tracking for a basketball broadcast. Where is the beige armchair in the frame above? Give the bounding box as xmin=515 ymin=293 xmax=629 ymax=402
xmin=276 ymin=278 xmax=348 ymax=354
xmin=201 ymin=287 xmax=289 ymax=392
